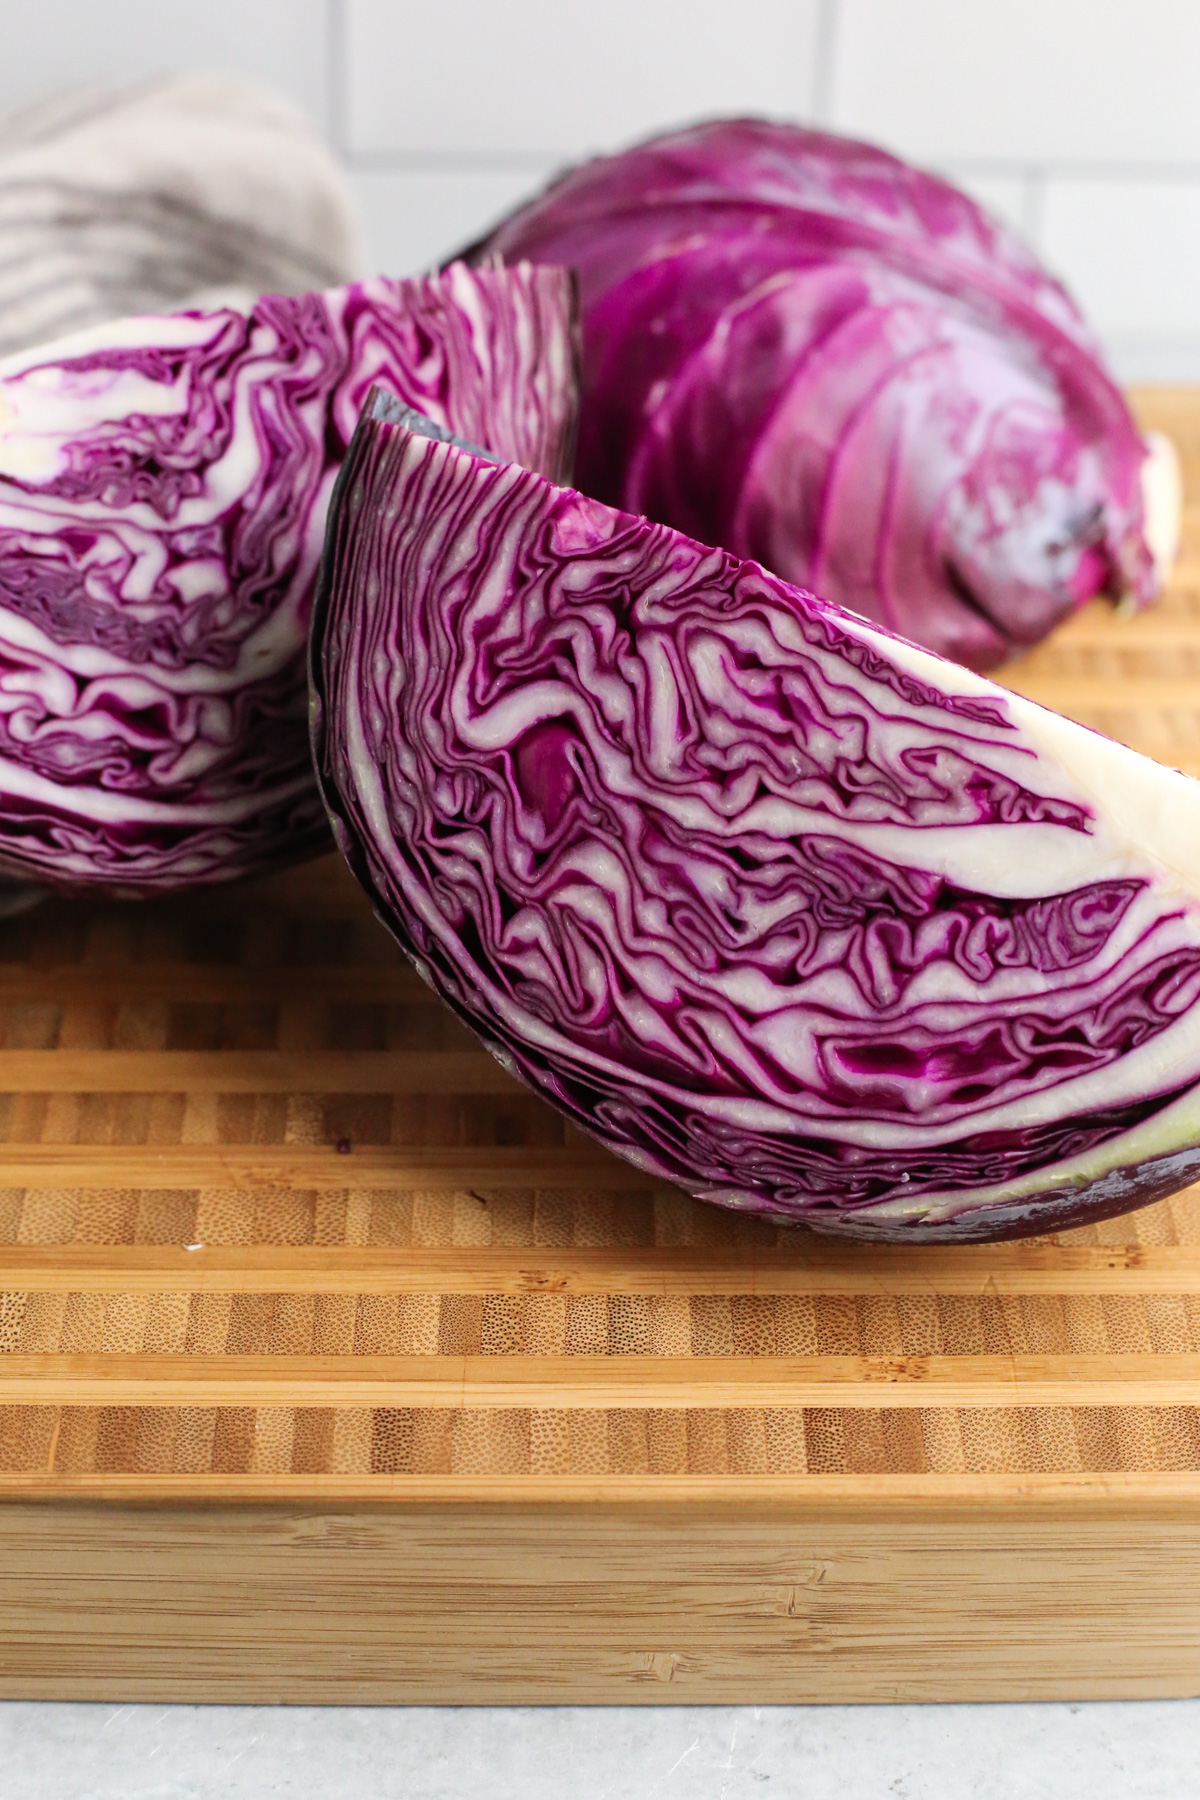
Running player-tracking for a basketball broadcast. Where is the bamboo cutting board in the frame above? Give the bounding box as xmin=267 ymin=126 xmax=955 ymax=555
xmin=2 ymin=391 xmax=1200 ymax=1705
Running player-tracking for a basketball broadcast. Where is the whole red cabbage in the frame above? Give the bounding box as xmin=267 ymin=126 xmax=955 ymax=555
xmin=312 ymin=397 xmax=1200 ymax=1243
xmin=472 ymin=118 xmax=1156 ymax=671
xmin=0 ymin=262 xmax=576 ymax=893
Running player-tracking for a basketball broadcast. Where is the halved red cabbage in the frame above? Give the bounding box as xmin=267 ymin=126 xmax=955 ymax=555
xmin=472 ymin=118 xmax=1157 ymax=672
xmin=0 ymin=261 xmax=576 ymax=893
xmin=313 ymin=396 xmax=1200 ymax=1243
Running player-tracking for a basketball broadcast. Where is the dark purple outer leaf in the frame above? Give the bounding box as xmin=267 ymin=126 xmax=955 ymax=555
xmin=0 ymin=262 xmax=577 ymax=893
xmin=472 ymin=118 xmax=1155 ymax=672
xmin=312 ymin=405 xmax=1200 ymax=1243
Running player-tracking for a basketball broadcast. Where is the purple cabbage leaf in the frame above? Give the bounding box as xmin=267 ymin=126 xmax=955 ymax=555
xmin=312 ymin=395 xmax=1200 ymax=1243
xmin=0 ymin=261 xmax=576 ymax=894
xmin=471 ymin=118 xmax=1161 ymax=672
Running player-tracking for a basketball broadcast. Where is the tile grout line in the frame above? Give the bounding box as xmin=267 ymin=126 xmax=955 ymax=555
xmin=326 ymin=0 xmax=348 ymax=157
xmin=811 ymin=0 xmax=840 ymax=124
xmin=1023 ymin=166 xmax=1046 ymax=248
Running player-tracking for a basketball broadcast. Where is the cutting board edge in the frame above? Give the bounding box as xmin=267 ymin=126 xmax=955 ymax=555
xmin=4 ymin=1468 xmax=1200 ymax=1510
xmin=1 ymin=1487 xmax=1199 ymax=1704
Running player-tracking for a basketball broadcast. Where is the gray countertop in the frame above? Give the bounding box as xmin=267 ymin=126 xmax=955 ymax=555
xmin=3 ymin=1699 xmax=1198 ymax=1798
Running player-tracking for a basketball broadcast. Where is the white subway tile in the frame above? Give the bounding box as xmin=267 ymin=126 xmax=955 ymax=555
xmin=934 ymin=169 xmax=1032 ymax=239
xmin=1041 ymin=176 xmax=1200 ymax=341
xmin=1107 ymin=341 xmax=1200 ymax=383
xmin=346 ymin=0 xmax=821 ymax=158
xmin=829 ymin=0 xmax=1200 ymax=166
xmin=0 ymin=0 xmax=331 ymax=132
xmin=353 ymin=167 xmax=558 ymax=277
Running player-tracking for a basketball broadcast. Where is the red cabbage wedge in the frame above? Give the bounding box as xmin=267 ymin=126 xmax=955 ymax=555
xmin=0 ymin=262 xmax=576 ymax=894
xmin=472 ymin=118 xmax=1159 ymax=672
xmin=314 ymin=396 xmax=1200 ymax=1243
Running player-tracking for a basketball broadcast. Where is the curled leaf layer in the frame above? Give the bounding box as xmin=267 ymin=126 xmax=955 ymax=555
xmin=313 ymin=400 xmax=1200 ymax=1242
xmin=0 ymin=262 xmax=576 ymax=892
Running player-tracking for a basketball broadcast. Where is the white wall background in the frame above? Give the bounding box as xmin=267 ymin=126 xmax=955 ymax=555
xmin=0 ymin=0 xmax=1196 ymax=379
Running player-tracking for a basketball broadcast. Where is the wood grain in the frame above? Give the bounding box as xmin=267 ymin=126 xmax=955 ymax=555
xmin=5 ymin=1469 xmax=1200 ymax=1505
xmin=5 ymin=1499 xmax=1200 ymax=1702
xmin=1018 ymin=613 xmax=1200 ymax=646
xmin=8 ymin=1351 xmax=1200 ymax=1409
xmin=0 ymin=1143 xmax=655 ymax=1188
xmin=0 ymin=1241 xmax=1195 ymax=1295
xmin=0 ymin=963 xmax=433 ymax=1004
xmin=0 ymin=1049 xmax=515 ymax=1093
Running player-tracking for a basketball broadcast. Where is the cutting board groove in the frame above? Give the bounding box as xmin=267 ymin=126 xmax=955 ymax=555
xmin=0 ymin=1241 xmax=1189 ymax=1294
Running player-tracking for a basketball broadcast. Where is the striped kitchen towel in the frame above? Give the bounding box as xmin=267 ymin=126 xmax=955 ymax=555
xmin=0 ymin=70 xmax=362 ymax=357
